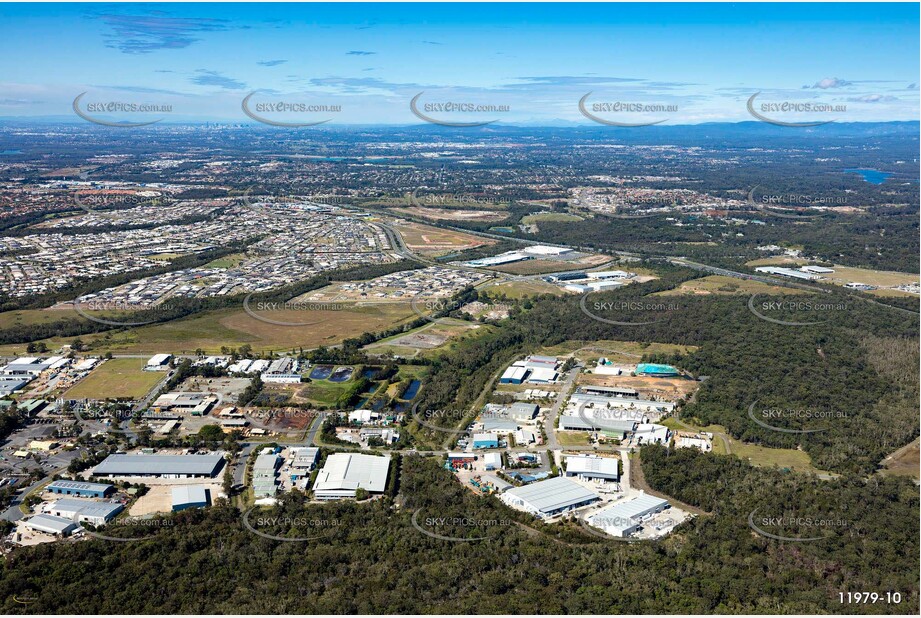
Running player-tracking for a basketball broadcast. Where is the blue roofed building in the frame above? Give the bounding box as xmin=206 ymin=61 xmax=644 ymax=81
xmin=472 ymin=433 xmax=499 ymax=449
xmin=47 ymin=480 xmax=115 ymax=499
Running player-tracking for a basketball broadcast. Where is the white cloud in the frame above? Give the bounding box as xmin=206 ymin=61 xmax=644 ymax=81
xmin=809 ymin=77 xmax=852 ymax=89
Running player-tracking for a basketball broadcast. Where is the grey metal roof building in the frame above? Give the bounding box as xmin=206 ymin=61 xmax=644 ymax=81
xmin=23 ymin=514 xmax=78 ymax=536
xmin=172 ymin=486 xmax=210 ymax=511
xmin=509 ymin=402 xmax=539 ymax=420
xmin=92 ymin=453 xmax=225 ymax=478
xmin=482 ymin=418 xmax=519 ymax=433
xmin=46 ymin=498 xmax=124 ymax=525
xmin=559 ymin=415 xmax=637 ymax=434
xmin=290 ymin=447 xmax=320 ymax=470
xmin=500 ymin=476 xmax=600 ymax=518
xmin=253 ymin=453 xmax=280 ymax=477
xmin=253 ymin=453 xmax=281 ymax=497
xmin=578 ymin=385 xmax=640 ymax=398
xmin=313 ymin=453 xmax=390 ymax=500
xmin=0 ymin=378 xmax=29 ymax=395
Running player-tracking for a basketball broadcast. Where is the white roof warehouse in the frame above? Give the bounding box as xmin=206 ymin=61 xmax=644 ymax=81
xmin=43 ymin=498 xmax=124 ymax=526
xmin=500 ymin=476 xmax=600 ymax=519
xmin=586 ymin=493 xmax=670 ymax=537
xmin=313 ymin=453 xmax=390 ymax=500
xmin=92 ymin=453 xmax=225 ymax=478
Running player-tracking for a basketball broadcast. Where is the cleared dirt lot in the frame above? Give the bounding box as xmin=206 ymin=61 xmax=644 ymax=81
xmin=128 ymin=481 xmax=223 ymax=516
xmin=393 ymin=207 xmax=507 ymax=222
xmin=578 ymin=373 xmax=701 ymax=401
xmin=392 ymin=221 xmax=493 ymax=254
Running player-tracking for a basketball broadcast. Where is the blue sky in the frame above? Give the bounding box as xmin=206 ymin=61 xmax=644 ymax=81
xmin=0 ymin=2 xmax=918 ymax=124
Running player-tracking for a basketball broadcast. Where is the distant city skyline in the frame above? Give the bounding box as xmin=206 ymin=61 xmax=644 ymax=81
xmin=1 ymin=2 xmax=918 ymax=125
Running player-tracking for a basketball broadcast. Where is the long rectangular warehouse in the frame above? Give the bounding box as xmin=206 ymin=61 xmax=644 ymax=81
xmin=500 ymin=476 xmax=600 ymax=518
xmin=92 ymin=453 xmax=225 ymax=478
xmin=47 ymin=480 xmax=115 ymax=498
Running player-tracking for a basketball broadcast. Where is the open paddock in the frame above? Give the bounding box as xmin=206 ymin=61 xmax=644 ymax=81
xmin=64 ymin=357 xmax=164 ymax=400
xmin=45 ymin=304 xmax=419 ymax=356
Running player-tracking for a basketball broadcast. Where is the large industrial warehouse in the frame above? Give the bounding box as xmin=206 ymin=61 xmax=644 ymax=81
xmin=313 ymin=453 xmax=390 ymax=500
xmin=92 ymin=453 xmax=225 ymax=478
xmin=500 ymin=476 xmax=600 ymax=518
xmin=44 ymin=498 xmax=124 ymax=526
xmin=586 ymin=493 xmax=670 ymax=537
xmin=172 ymin=486 xmax=210 ymax=511
xmin=22 ymin=514 xmax=78 ymax=537
xmin=564 ymin=455 xmax=620 ymax=482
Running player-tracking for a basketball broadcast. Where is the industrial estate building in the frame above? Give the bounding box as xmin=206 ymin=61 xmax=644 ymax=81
xmin=44 ymin=498 xmax=124 ymax=526
xmin=500 ymin=366 xmax=528 ymax=385
xmin=586 ymin=493 xmax=670 ymax=537
xmin=463 ymin=251 xmax=533 ymax=268
xmin=46 ymin=480 xmax=115 ymax=499
xmin=289 ymin=447 xmax=320 ymax=481
xmin=92 ymin=453 xmax=225 ymax=478
xmin=675 ymin=431 xmax=713 ymax=452
xmin=261 ymin=357 xmax=303 ymax=384
xmin=483 ymin=452 xmax=502 ymax=471
xmin=253 ymin=452 xmax=281 ymax=498
xmin=753 ymin=266 xmax=821 ymax=281
xmin=472 ymin=433 xmax=499 ymax=449
xmin=499 ymin=355 xmax=561 ymax=385
xmin=559 ymin=415 xmax=637 ymax=435
xmin=151 ymin=393 xmax=218 ymax=416
xmin=172 ymin=486 xmax=210 ymax=511
xmin=564 ymin=455 xmax=620 ymax=482
xmin=313 ymin=453 xmax=390 ymax=500
xmin=23 ymin=514 xmax=78 ymax=537
xmin=145 ymin=353 xmax=173 ymax=370
xmin=500 ymin=476 xmax=600 ymax=518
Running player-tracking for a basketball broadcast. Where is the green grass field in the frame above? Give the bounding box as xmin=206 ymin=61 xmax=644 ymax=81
xmin=557 ymin=431 xmax=592 ymax=446
xmin=521 ymin=212 xmax=584 ymax=224
xmin=664 ymin=417 xmax=822 ymax=473
xmin=0 ymin=303 xmax=418 ymax=357
xmin=483 ymin=280 xmax=565 ymax=299
xmin=205 ymin=253 xmax=247 ymax=269
xmin=64 ymin=357 xmax=164 ymax=400
xmin=297 ymin=380 xmax=353 ymax=407
xmin=0 ymin=308 xmax=84 ymax=329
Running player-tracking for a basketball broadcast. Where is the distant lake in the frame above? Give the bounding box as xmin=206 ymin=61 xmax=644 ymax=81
xmin=844 ymin=168 xmax=892 ymax=184
xmin=0 ymin=149 xmax=22 ymax=155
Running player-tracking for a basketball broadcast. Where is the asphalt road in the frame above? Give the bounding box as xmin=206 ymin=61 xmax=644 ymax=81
xmin=542 ymin=363 xmax=581 ymax=451
xmin=231 ymin=443 xmax=255 ymax=486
